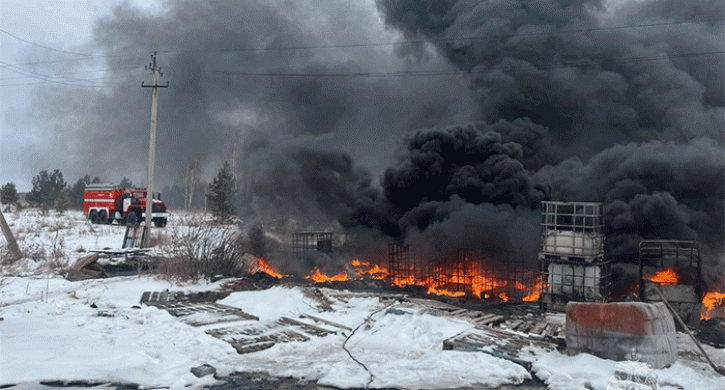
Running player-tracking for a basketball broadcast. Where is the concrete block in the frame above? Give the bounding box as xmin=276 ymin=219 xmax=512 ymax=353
xmin=566 ymin=302 xmax=677 ymax=368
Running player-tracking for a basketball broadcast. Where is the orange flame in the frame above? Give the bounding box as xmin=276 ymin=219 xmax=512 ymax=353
xmin=645 ymin=269 xmax=679 ymax=285
xmin=522 ymin=277 xmax=544 ymax=302
xmin=307 ymin=268 xmax=349 ymax=283
xmin=702 ymin=291 xmax=725 ymax=320
xmin=351 ymin=259 xmax=390 ymax=280
xmin=254 ymin=258 xmax=285 ymax=278
xmin=427 ymin=284 xmax=466 ymax=298
xmin=390 ymin=264 xmax=540 ymax=301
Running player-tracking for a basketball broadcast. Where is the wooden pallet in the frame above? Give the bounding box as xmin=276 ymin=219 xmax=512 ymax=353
xmin=206 ymin=315 xmax=337 ymax=355
xmin=443 ymin=326 xmax=559 ymax=369
xmin=500 ymin=318 xmax=565 ymax=341
xmin=140 ymin=291 xmax=257 ymax=326
xmin=159 ymin=301 xmax=259 ymax=326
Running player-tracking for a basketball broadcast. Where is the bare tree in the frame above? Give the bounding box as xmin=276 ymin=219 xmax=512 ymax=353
xmin=181 ymin=158 xmax=201 ymax=210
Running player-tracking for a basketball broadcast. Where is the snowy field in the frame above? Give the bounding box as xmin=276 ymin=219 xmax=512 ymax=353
xmin=1 ymin=210 xmax=725 ymax=390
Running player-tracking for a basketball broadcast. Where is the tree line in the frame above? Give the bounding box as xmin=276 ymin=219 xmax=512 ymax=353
xmin=1 ymin=164 xmax=236 ymax=222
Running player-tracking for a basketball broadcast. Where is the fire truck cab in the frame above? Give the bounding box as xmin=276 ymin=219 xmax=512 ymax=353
xmin=84 ymin=184 xmax=169 ymax=227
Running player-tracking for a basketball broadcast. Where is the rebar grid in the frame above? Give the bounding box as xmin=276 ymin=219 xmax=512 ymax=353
xmin=293 ymin=232 xmax=333 ymax=262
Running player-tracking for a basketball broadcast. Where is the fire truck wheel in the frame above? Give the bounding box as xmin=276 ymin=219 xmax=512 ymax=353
xmin=90 ymin=210 xmax=99 ymax=224
xmin=98 ymin=210 xmax=108 ymax=224
xmin=153 ymin=218 xmax=167 ymax=228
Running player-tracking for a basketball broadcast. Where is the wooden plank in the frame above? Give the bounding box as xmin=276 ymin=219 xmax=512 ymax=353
xmin=506 ymin=319 xmax=523 ymax=330
xmin=530 ymin=322 xmax=548 ymax=335
xmin=543 ymin=324 xmax=558 ymax=338
xmin=517 ymin=322 xmax=533 ymax=333
xmin=278 ymin=316 xmax=335 ymax=336
xmin=477 ymin=314 xmax=505 ymax=326
xmin=300 ymin=314 xmax=352 ymax=331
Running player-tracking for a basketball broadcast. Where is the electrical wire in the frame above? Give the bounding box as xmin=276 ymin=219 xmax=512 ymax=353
xmin=201 ymin=50 xmax=725 ymax=78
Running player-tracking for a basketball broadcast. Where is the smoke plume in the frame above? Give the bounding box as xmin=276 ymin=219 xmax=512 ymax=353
xmin=14 ymin=1 xmax=724 ymax=281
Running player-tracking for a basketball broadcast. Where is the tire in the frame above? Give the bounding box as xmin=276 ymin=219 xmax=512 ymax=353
xmin=153 ymin=218 xmax=167 ymax=228
xmin=90 ymin=210 xmax=99 ymax=224
xmin=126 ymin=211 xmax=139 ymax=226
xmin=99 ymin=210 xmax=108 ymax=224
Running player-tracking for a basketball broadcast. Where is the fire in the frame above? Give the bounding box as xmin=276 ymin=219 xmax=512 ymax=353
xmin=307 ymin=268 xmax=349 ymax=283
xmin=522 ymin=277 xmax=544 ymax=302
xmin=390 ymin=264 xmax=540 ymax=302
xmin=702 ymin=291 xmax=725 ymax=320
xmin=351 ymin=259 xmax=389 ymax=279
xmin=427 ymin=284 xmax=466 ymax=298
xmin=254 ymin=258 xmax=285 ymax=278
xmin=645 ymin=269 xmax=679 ymax=285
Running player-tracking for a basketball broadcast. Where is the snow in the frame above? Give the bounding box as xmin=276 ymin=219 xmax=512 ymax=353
xmin=2 ymin=210 xmax=725 ymax=390
xmin=1 ymin=277 xmax=529 ymax=389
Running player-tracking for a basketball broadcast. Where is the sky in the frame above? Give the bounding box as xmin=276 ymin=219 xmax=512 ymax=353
xmin=0 ymin=0 xmax=469 ymax=192
xmin=0 ymin=0 xmax=165 ymax=191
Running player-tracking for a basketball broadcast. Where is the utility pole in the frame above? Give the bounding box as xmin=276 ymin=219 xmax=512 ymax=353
xmin=141 ymin=52 xmax=168 ymax=247
xmin=0 ymin=208 xmax=21 ymax=260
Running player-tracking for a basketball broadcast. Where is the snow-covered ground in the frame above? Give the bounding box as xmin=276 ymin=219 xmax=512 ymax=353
xmin=1 ymin=210 xmax=725 ymax=390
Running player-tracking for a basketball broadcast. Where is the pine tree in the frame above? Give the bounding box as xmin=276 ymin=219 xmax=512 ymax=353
xmin=207 ymin=162 xmax=236 ymax=222
xmin=55 ymin=188 xmax=72 ymax=214
xmin=119 ymin=176 xmax=134 ymax=188
xmin=70 ymin=178 xmax=86 ymax=210
xmin=26 ymin=169 xmax=66 ymax=212
xmin=0 ymin=182 xmax=19 ymax=206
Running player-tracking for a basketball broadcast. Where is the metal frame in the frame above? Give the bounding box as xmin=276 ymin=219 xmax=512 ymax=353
xmin=292 ymin=232 xmax=334 ymax=262
xmin=539 ymin=201 xmax=609 ymax=306
xmin=388 ymin=245 xmax=539 ymax=300
xmin=638 ymin=240 xmax=702 ymax=300
xmin=388 ymin=243 xmax=420 ymax=286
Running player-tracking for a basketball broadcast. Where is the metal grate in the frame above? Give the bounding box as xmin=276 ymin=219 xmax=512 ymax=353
xmin=638 ymin=240 xmax=703 ymax=302
xmin=388 ymin=243 xmax=421 ymax=286
xmin=293 ymin=232 xmax=333 ymax=263
xmin=388 ymin=244 xmax=539 ymax=301
xmin=539 ymin=201 xmax=609 ymax=307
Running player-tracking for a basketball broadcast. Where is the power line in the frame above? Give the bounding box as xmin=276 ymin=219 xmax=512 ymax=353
xmin=0 ymin=29 xmax=95 ymax=57
xmin=201 ymin=50 xmax=725 ymax=78
xmin=0 ymin=19 xmax=709 ymax=67
xmin=0 ymin=61 xmax=119 ymax=88
xmin=205 ymin=20 xmax=701 ymax=53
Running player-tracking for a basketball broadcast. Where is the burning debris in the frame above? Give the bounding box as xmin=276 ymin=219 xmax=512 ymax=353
xmin=639 ymin=241 xmax=703 ymax=328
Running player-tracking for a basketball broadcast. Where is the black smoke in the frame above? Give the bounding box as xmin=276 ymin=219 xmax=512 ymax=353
xmin=369 ymin=0 xmax=724 ymax=284
xmin=18 ymin=0 xmax=475 ymax=188
xmin=14 ymin=1 xmax=724 ymax=284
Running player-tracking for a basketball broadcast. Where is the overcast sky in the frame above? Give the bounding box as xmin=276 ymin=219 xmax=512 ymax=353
xmin=0 ymin=0 xmax=473 ymax=192
xmin=1 ymin=0 xmax=166 ymax=190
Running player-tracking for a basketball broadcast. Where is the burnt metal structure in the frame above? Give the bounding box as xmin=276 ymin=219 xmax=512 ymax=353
xmin=293 ymin=232 xmax=333 ymax=264
xmin=639 ymin=240 xmax=702 ymax=327
xmin=388 ymin=243 xmax=420 ymax=286
xmin=432 ymin=250 xmax=538 ymax=299
xmin=388 ymin=244 xmax=538 ymax=300
xmin=539 ymin=201 xmax=610 ymax=308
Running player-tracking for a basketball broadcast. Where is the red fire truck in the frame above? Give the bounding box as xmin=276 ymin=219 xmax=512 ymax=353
xmin=83 ymin=184 xmax=169 ymax=227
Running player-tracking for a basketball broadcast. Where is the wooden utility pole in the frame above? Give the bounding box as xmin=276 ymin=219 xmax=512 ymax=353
xmin=141 ymin=52 xmax=168 ymax=247
xmin=0 ymin=208 xmax=21 ymax=260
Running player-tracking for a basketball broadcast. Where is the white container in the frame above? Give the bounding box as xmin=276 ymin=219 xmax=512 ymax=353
xmin=548 ymin=262 xmax=603 ymax=299
xmin=542 ymin=230 xmax=604 ymax=256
